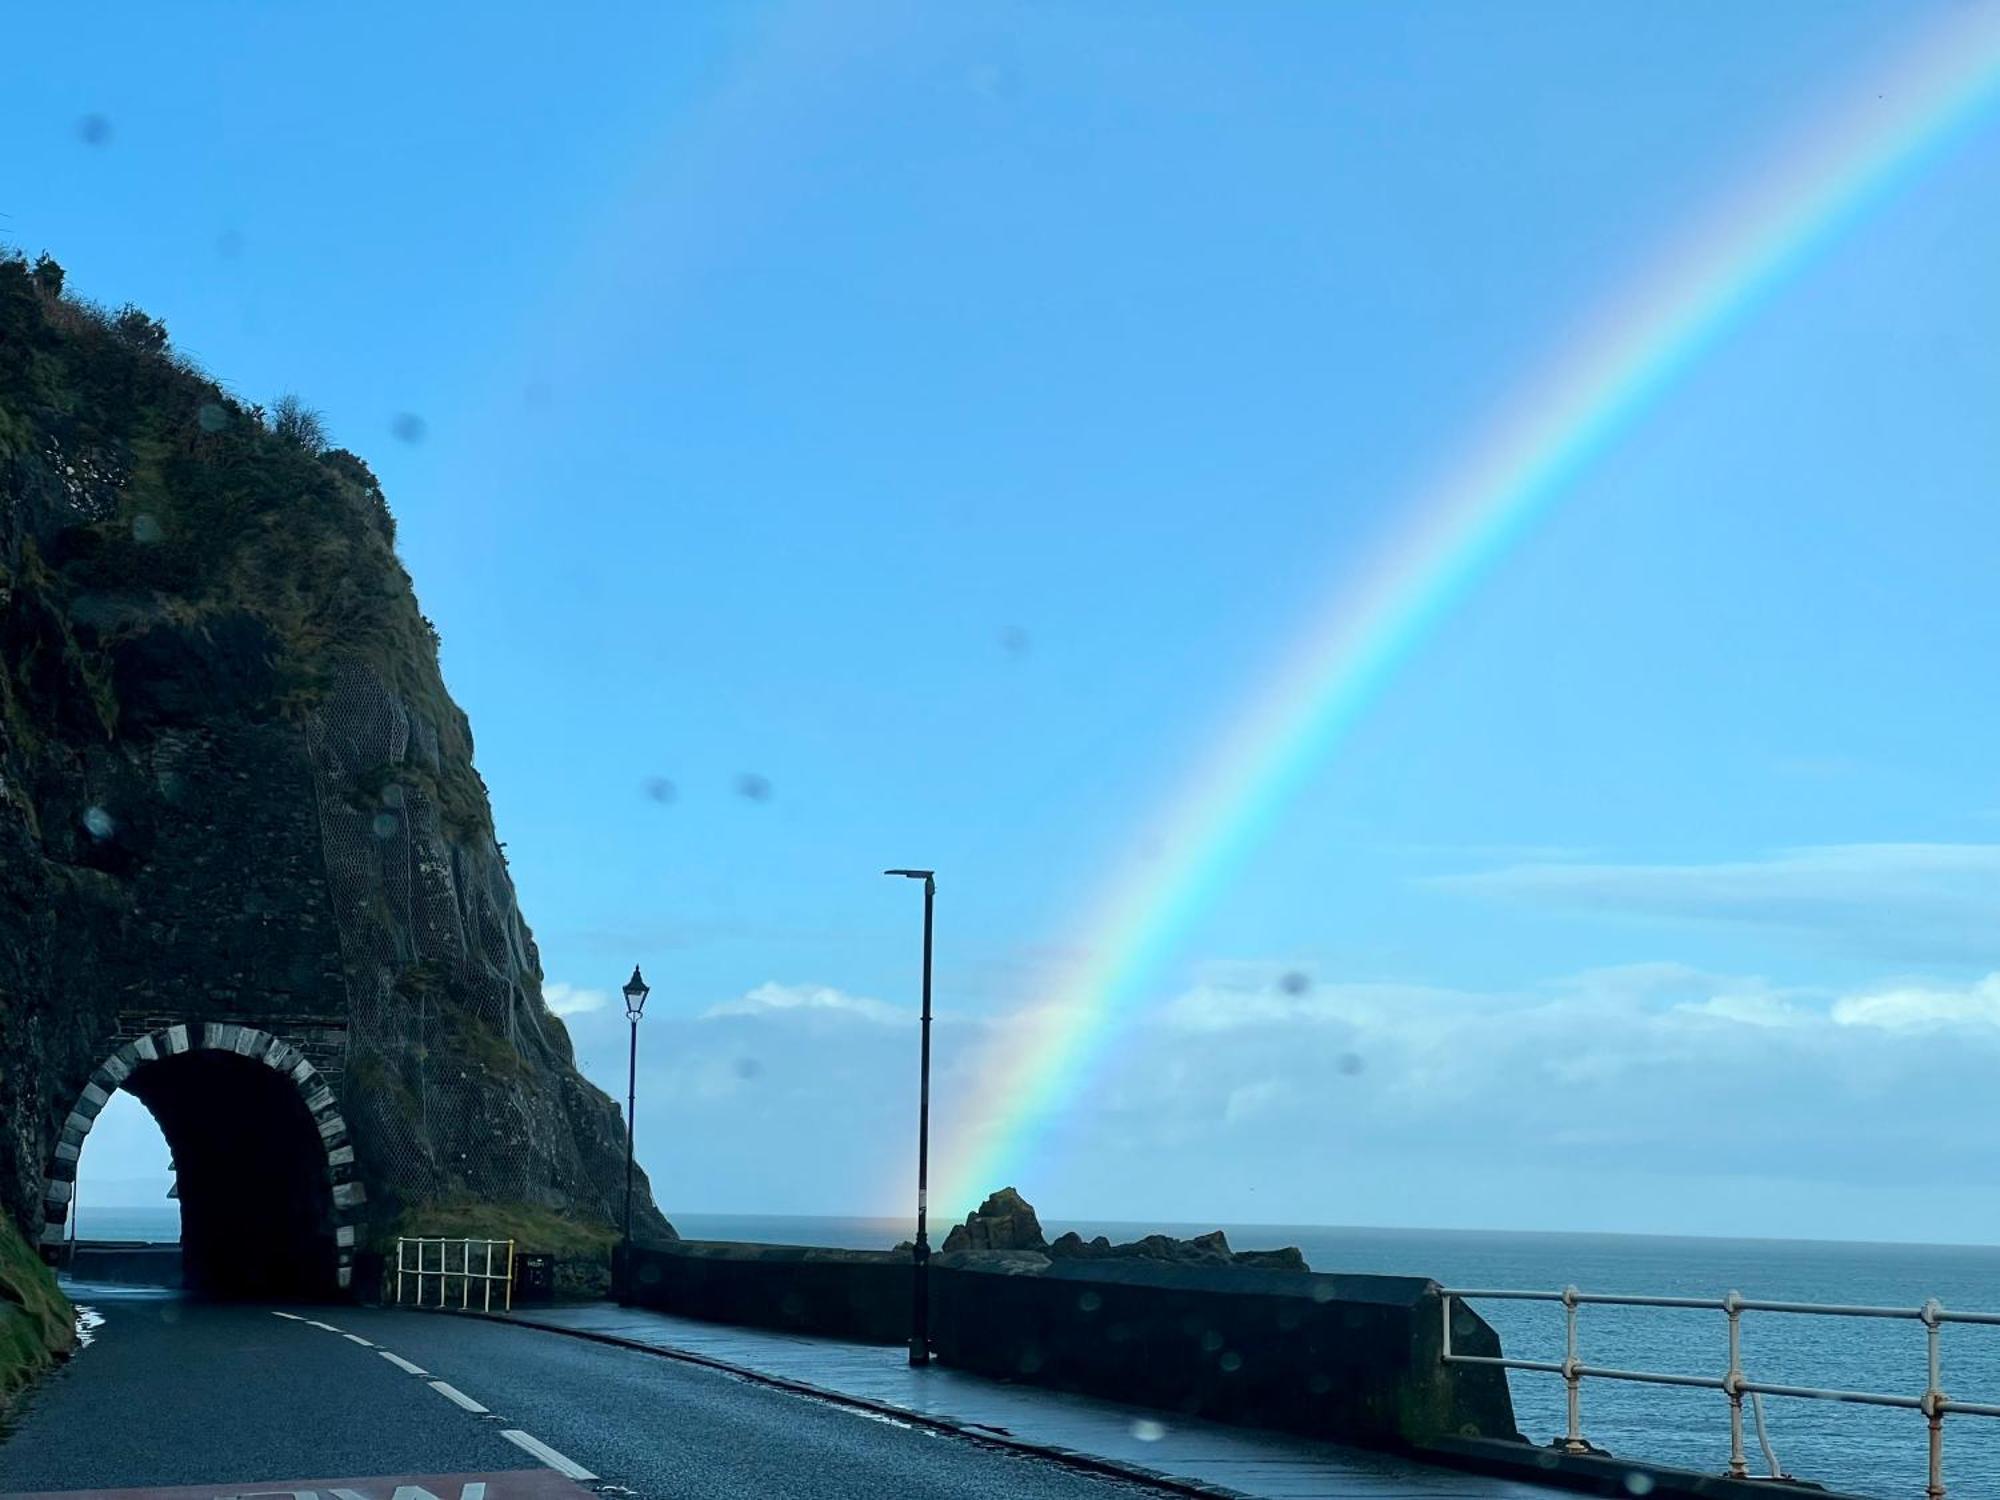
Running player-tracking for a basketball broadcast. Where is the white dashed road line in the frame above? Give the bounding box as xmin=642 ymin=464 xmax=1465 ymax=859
xmin=270 ymin=1307 xmax=596 ymax=1484
xmin=428 ymin=1379 xmax=490 ymax=1414
xmin=499 ymin=1429 xmax=597 ymax=1482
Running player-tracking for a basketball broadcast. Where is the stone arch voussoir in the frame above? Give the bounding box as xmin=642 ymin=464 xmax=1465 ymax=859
xmin=41 ymin=1021 xmax=363 ymax=1289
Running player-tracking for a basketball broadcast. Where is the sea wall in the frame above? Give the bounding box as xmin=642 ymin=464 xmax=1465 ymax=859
xmin=930 ymin=1253 xmax=1515 ymax=1448
xmin=620 ymin=1241 xmax=1518 ymax=1449
xmin=623 ymin=1240 xmax=910 ymax=1345
xmin=62 ymin=1241 xmax=183 ymax=1288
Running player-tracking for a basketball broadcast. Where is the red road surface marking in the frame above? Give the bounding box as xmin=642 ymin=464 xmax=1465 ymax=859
xmin=0 ymin=1468 xmax=595 ymax=1500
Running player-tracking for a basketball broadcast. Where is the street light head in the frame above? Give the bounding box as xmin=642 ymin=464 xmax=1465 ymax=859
xmin=884 ymin=868 xmax=934 ymax=880
xmin=622 ymin=964 xmax=651 ymax=1021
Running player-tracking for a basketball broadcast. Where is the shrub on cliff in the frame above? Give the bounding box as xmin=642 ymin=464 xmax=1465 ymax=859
xmin=0 ymin=249 xmax=491 ymax=835
xmin=270 ymin=393 xmax=328 ymax=454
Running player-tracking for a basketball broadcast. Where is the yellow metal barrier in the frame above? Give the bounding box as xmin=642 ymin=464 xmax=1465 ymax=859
xmin=395 ymin=1235 xmax=515 ymax=1312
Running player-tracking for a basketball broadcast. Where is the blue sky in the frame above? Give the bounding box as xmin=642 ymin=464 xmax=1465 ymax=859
xmin=13 ymin=1 xmax=2000 ymax=1241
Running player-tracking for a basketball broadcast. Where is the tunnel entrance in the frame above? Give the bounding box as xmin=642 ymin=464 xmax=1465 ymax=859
xmin=43 ymin=1022 xmax=363 ymax=1299
xmin=124 ymin=1050 xmax=335 ymax=1298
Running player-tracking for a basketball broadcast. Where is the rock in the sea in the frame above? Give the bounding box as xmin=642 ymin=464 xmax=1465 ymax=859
xmin=1047 ymin=1230 xmax=1111 ymax=1258
xmin=941 ymin=1186 xmax=1046 ymax=1253
xmin=1232 ymin=1246 xmax=1309 ymax=1272
xmin=957 ymin=1190 xmax=1310 ymax=1270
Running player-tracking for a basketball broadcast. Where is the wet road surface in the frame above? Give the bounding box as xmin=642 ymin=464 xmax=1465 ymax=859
xmin=0 ymin=1285 xmax=1159 ymax=1499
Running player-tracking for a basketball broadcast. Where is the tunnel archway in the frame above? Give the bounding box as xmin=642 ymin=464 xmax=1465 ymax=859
xmin=42 ymin=1024 xmax=363 ymax=1298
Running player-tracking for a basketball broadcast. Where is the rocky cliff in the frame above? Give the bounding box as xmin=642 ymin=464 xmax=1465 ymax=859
xmin=0 ymin=252 xmax=671 ymax=1289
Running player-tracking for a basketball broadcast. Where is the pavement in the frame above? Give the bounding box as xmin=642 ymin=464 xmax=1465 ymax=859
xmin=0 ymin=1282 xmax=1184 ymax=1499
xmin=461 ymin=1300 xmax=1565 ymax=1500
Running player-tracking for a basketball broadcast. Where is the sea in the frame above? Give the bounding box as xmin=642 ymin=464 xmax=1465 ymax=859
xmin=70 ymin=1204 xmax=2000 ymax=1499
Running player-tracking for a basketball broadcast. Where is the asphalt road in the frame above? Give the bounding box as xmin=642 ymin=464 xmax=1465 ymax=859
xmin=0 ymin=1284 xmax=1158 ymax=1499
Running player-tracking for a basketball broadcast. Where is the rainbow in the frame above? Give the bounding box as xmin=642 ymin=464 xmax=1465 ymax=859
xmin=936 ymin=8 xmax=2000 ymax=1212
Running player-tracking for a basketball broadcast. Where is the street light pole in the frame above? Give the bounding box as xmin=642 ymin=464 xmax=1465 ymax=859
xmin=885 ymin=868 xmax=935 ymax=1368
xmin=620 ymin=965 xmax=651 ymax=1292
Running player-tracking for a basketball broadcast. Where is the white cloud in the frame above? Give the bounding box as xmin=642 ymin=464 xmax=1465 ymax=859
xmin=543 ymin=982 xmax=608 ymax=1017
xmin=1832 ymin=973 xmax=2000 ymax=1031
xmin=573 ymin=958 xmax=2000 ymax=1236
xmin=1434 ymin=843 xmax=2000 ymax=960
xmin=702 ymin=981 xmax=904 ymax=1025
xmin=1222 ymin=1078 xmax=1291 ymax=1124
xmin=1073 ymin=958 xmax=2000 ymax=1174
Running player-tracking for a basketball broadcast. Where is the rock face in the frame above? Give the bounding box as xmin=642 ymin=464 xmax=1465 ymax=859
xmin=0 ymin=255 xmax=671 ymax=1295
xmin=940 ymin=1186 xmax=1045 ymax=1253
xmin=941 ymin=1188 xmax=1307 ymax=1271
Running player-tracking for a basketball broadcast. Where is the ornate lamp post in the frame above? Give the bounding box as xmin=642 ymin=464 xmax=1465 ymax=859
xmin=620 ymin=964 xmax=650 ymax=1282
xmin=883 ymin=868 xmax=935 ymax=1367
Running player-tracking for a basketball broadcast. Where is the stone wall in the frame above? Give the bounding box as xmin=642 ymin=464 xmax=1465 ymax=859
xmin=624 ymin=1241 xmax=911 ymax=1345
xmin=930 ymin=1254 xmax=1517 ymax=1449
xmin=620 ymin=1242 xmax=1519 ymax=1450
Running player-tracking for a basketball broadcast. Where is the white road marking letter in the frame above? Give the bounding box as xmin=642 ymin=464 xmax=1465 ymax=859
xmin=428 ymin=1378 xmax=490 ymax=1413
xmin=499 ymin=1429 xmax=597 ymax=1480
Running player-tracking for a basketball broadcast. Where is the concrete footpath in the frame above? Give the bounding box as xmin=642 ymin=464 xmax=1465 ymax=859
xmin=461 ymin=1301 xmax=1564 ymax=1499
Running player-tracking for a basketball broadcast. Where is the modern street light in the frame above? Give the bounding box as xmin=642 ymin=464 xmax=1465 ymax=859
xmin=884 ymin=867 xmax=935 ymax=1367
xmin=620 ymin=963 xmax=651 ymax=1288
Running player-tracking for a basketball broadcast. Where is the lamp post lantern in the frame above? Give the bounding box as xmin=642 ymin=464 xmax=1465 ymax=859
xmin=884 ymin=868 xmax=936 ymax=1367
xmin=620 ymin=964 xmax=650 ymax=1282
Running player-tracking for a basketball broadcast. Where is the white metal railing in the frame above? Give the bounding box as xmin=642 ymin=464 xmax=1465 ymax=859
xmin=1442 ymin=1285 xmax=2000 ymax=1499
xmin=396 ymin=1236 xmax=515 ymax=1312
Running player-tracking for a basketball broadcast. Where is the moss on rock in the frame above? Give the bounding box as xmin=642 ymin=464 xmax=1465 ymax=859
xmin=0 ymin=1212 xmax=72 ymax=1407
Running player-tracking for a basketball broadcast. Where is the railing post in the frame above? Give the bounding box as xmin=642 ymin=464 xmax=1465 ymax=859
xmin=1441 ymin=1292 xmax=1454 ymax=1361
xmin=1724 ymin=1291 xmax=1748 ymax=1478
xmin=1561 ymin=1284 xmax=1587 ymax=1454
xmin=1923 ymin=1297 xmax=1947 ymax=1500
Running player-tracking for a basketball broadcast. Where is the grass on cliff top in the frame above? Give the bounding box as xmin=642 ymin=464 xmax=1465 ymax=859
xmin=0 ymin=1215 xmax=72 ymax=1406
xmin=0 ymin=251 xmax=489 ymax=836
xmin=388 ymin=1199 xmax=618 ymax=1262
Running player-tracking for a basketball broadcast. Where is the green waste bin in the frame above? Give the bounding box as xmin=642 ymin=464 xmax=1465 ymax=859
xmin=515 ymin=1252 xmax=555 ymax=1303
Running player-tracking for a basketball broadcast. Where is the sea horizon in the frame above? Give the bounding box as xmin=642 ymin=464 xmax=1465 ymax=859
xmin=70 ymin=1202 xmax=2000 ymax=1256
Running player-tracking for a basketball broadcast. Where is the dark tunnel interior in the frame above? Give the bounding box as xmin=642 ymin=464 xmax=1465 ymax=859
xmin=118 ymin=1050 xmax=337 ymax=1299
